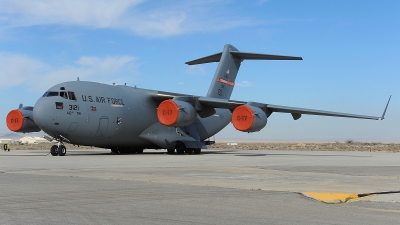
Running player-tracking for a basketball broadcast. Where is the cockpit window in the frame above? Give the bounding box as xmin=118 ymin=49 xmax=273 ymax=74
xmin=47 ymin=92 xmax=59 ymax=97
xmin=68 ymin=92 xmax=77 ymax=100
xmin=60 ymin=91 xmax=68 ymax=99
xmin=44 ymin=90 xmax=77 ymax=100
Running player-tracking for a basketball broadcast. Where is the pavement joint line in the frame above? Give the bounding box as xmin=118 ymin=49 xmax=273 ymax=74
xmin=357 ymin=190 xmax=400 ymax=197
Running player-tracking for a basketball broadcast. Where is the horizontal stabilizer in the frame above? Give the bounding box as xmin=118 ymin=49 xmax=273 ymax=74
xmin=186 ymin=52 xmax=222 ymax=65
xmin=186 ymin=49 xmax=302 ymax=65
xmin=230 ymin=51 xmax=302 ymax=61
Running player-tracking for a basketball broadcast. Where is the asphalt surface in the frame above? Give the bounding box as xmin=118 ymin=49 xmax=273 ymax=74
xmin=0 ymin=149 xmax=399 ymax=225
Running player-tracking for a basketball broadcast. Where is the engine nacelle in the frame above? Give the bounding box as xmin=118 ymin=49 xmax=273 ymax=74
xmin=6 ymin=107 xmax=41 ymax=133
xmin=231 ymin=105 xmax=267 ymax=132
xmin=157 ymin=100 xmax=197 ymax=127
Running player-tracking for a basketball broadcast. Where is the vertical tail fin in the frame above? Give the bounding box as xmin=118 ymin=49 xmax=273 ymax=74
xmin=186 ymin=44 xmax=241 ymax=99
xmin=185 ymin=44 xmax=302 ymax=100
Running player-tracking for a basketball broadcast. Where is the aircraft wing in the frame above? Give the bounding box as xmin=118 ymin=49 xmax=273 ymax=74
xmin=153 ymin=92 xmax=391 ymax=121
xmin=263 ymin=104 xmax=380 ymax=120
xmin=198 ymin=96 xmax=391 ymax=120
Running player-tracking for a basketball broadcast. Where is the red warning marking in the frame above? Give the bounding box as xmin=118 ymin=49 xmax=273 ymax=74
xmin=217 ymin=78 xmax=235 ymax=86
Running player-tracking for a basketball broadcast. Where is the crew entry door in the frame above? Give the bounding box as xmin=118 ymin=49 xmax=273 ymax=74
xmin=95 ymin=117 xmax=109 ymax=137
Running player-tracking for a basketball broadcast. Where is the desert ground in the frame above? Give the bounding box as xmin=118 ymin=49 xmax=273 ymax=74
xmin=211 ymin=141 xmax=400 ymax=152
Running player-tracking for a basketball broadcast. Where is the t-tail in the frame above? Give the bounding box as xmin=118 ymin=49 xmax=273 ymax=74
xmin=186 ymin=44 xmax=303 ymax=99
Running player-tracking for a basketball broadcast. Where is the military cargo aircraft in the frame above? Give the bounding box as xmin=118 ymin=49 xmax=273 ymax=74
xmin=6 ymin=44 xmax=391 ymax=156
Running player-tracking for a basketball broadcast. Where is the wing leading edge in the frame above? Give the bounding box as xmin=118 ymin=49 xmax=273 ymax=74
xmin=197 ymin=96 xmax=391 ymax=121
xmin=153 ymin=92 xmax=391 ymax=121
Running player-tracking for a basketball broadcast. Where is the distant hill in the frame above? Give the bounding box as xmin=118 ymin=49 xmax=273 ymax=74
xmin=0 ymin=133 xmax=22 ymax=141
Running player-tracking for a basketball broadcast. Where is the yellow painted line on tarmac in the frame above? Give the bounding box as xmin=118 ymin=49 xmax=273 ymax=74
xmin=302 ymin=192 xmax=359 ymax=204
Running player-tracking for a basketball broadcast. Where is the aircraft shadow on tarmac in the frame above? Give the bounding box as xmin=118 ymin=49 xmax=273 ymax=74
xmin=0 ymin=150 xmax=232 ymax=157
xmin=67 ymin=150 xmax=238 ymax=156
xmin=65 ymin=151 xmax=371 ymax=158
xmin=0 ymin=150 xmax=371 ymax=157
xmin=0 ymin=154 xmax=51 ymax=157
xmin=58 ymin=150 xmax=234 ymax=156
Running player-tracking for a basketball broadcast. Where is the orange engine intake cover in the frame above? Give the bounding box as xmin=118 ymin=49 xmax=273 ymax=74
xmin=157 ymin=100 xmax=180 ymax=126
xmin=6 ymin=110 xmax=24 ymax=132
xmin=231 ymin=105 xmax=255 ymax=131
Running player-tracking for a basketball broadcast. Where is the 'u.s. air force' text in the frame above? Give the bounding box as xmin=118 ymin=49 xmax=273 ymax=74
xmin=81 ymin=95 xmax=124 ymax=105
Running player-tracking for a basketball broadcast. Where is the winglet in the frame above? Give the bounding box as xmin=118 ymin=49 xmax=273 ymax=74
xmin=379 ymin=95 xmax=391 ymax=120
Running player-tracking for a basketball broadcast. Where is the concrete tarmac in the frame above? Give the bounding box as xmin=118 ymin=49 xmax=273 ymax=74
xmin=0 ymin=149 xmax=399 ymax=224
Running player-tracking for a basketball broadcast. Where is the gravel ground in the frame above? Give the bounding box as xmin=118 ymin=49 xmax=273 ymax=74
xmin=3 ymin=142 xmax=400 ymax=152
xmin=211 ymin=142 xmax=400 ymax=152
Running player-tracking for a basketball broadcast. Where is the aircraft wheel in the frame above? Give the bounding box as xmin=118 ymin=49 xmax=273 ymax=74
xmin=58 ymin=145 xmax=66 ymax=156
xmin=135 ymin=149 xmax=143 ymax=154
xmin=119 ymin=149 xmax=127 ymax=154
xmin=167 ymin=149 xmax=175 ymax=154
xmin=176 ymin=149 xmax=184 ymax=154
xmin=185 ymin=149 xmax=193 ymax=154
xmin=193 ymin=149 xmax=201 ymax=155
xmin=175 ymin=142 xmax=185 ymax=155
xmin=50 ymin=145 xmax=58 ymax=156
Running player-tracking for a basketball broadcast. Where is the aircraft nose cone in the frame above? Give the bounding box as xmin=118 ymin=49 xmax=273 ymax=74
xmin=33 ymin=98 xmax=53 ymax=129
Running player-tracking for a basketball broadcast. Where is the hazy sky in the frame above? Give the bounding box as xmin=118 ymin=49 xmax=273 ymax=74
xmin=0 ymin=0 xmax=399 ymax=142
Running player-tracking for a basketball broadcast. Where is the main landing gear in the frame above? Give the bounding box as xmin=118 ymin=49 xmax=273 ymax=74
xmin=167 ymin=142 xmax=201 ymax=155
xmin=50 ymin=144 xmax=66 ymax=156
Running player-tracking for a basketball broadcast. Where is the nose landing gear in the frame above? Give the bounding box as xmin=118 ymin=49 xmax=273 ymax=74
xmin=49 ymin=135 xmax=69 ymax=156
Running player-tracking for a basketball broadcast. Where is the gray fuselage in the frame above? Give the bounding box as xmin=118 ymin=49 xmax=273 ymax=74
xmin=33 ymin=81 xmax=231 ymax=149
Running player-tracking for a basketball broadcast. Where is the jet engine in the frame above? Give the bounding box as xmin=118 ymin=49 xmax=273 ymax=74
xmin=157 ymin=100 xmax=197 ymax=127
xmin=6 ymin=106 xmax=41 ymax=133
xmin=231 ymin=105 xmax=267 ymax=132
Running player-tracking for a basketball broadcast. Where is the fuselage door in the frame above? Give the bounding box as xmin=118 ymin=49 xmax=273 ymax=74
xmin=95 ymin=117 xmax=109 ymax=137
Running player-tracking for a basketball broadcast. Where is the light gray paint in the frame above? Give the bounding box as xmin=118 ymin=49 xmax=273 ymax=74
xmin=7 ymin=44 xmax=389 ymax=152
